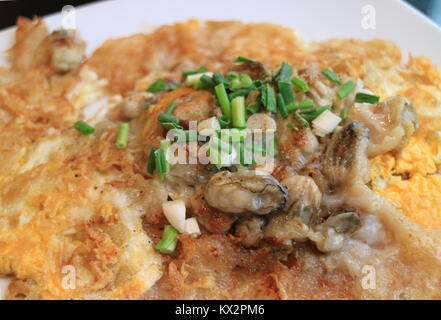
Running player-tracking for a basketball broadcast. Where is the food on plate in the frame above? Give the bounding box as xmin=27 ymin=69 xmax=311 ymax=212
xmin=1 ymin=17 xmax=441 ymax=299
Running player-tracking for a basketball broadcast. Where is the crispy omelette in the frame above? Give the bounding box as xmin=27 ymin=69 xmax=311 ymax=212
xmin=1 ymin=17 xmax=441 ymax=300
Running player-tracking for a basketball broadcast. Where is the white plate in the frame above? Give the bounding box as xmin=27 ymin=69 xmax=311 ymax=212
xmin=1 ymin=0 xmax=441 ymax=67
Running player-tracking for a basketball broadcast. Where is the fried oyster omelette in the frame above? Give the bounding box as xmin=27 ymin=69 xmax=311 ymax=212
xmin=1 ymin=17 xmax=441 ymax=300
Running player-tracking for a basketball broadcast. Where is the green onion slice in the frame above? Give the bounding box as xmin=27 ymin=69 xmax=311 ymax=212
xmin=246 ymin=102 xmax=260 ymax=115
xmin=293 ymin=110 xmax=309 ymax=128
xmin=228 ymin=85 xmax=255 ymax=100
xmin=115 ymin=123 xmax=130 ymax=149
xmin=337 ymin=80 xmax=356 ymax=99
xmin=231 ymin=96 xmax=246 ymax=129
xmin=230 ymin=78 xmax=242 ymax=91
xmin=213 ymin=73 xmax=231 ymax=88
xmin=279 ymin=62 xmax=293 ymax=82
xmin=196 ymin=74 xmax=215 ymax=89
xmin=240 ymin=73 xmax=253 ymax=88
xmin=147 ymin=146 xmax=157 ymax=175
xmin=355 ymin=92 xmax=380 ymax=104
xmin=218 ymin=115 xmax=230 ymax=129
xmin=340 ymin=106 xmax=348 ymax=121
xmin=278 ymin=81 xmax=294 ymax=106
xmin=215 ymin=83 xmax=232 ymax=120
xmin=155 ymin=225 xmax=179 ymax=254
xmin=297 ymin=100 xmax=315 ymax=109
xmin=261 ymin=84 xmax=277 ymax=113
xmin=165 ymin=101 xmax=176 ymax=115
xmin=300 ymin=105 xmax=332 ymax=121
xmin=158 ymin=113 xmax=179 ymax=124
xmin=154 ymin=148 xmax=167 ymax=180
xmin=240 ymin=142 xmax=254 ymax=166
xmin=147 ymin=78 xmax=165 ymax=93
xmin=276 ymin=93 xmax=289 ymax=119
xmin=226 ymin=71 xmax=239 ymax=81
xmin=74 ymin=121 xmax=94 ymax=135
xmin=160 ymin=122 xmax=183 ymax=130
xmin=159 ymin=139 xmax=171 ymax=172
xmin=321 ymin=69 xmax=341 ymax=85
xmin=235 ymin=56 xmax=256 ymax=64
xmin=287 ymin=100 xmax=315 ymax=112
xmin=291 ymin=76 xmax=310 ymax=92
xmin=182 ymin=67 xmax=207 ymax=78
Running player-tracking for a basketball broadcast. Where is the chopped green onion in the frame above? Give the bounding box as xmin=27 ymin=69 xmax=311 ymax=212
xmin=276 ymin=93 xmax=289 ymax=119
xmin=287 ymin=123 xmax=299 ymax=131
xmin=208 ymin=145 xmax=223 ymax=169
xmin=240 ymin=73 xmax=253 ymax=88
xmin=253 ymin=79 xmax=264 ymax=90
xmin=300 ymin=105 xmax=332 ymax=121
xmin=213 ymin=73 xmax=231 ymax=88
xmin=154 ymin=148 xmax=167 ymax=180
xmin=240 ymin=142 xmax=254 ymax=166
xmin=340 ymin=106 xmax=348 ymax=121
xmin=218 ymin=115 xmax=230 ymax=129
xmin=230 ymin=78 xmax=242 ymax=91
xmin=337 ymin=80 xmax=356 ymax=99
xmin=196 ymin=74 xmax=215 ymax=89
xmin=155 ymin=225 xmax=179 ymax=254
xmin=279 ymin=62 xmax=293 ymax=82
xmin=231 ymin=96 xmax=246 ymax=129
xmin=226 ymin=71 xmax=239 ymax=81
xmin=321 ymin=69 xmax=341 ymax=85
xmin=115 ymin=123 xmax=130 ymax=149
xmin=214 ymin=83 xmax=232 ymax=119
xmin=297 ymin=100 xmax=315 ymax=109
xmin=165 ymin=101 xmax=176 ymax=115
xmin=228 ymin=85 xmax=255 ymax=100
xmin=185 ymin=72 xmax=212 ymax=87
xmin=144 ymin=103 xmax=151 ymax=109
xmin=235 ymin=56 xmax=256 ymax=64
xmin=291 ymin=76 xmax=309 ymax=92
xmin=158 ymin=113 xmax=179 ymax=124
xmin=287 ymin=100 xmax=315 ymax=112
xmin=159 ymin=139 xmax=171 ymax=173
xmin=355 ymin=92 xmax=380 ymax=104
xmin=147 ymin=146 xmax=157 ymax=175
xmin=278 ymin=81 xmax=294 ymax=106
xmin=293 ymin=111 xmax=309 ymax=128
xmin=261 ymin=84 xmax=277 ymax=113
xmin=160 ymin=122 xmax=183 ymax=130
xmin=74 ymin=121 xmax=94 ymax=135
xmin=246 ymin=102 xmax=260 ymax=115
xmin=182 ymin=67 xmax=207 ymax=78
xmin=209 ymin=135 xmax=234 ymax=169
xmin=147 ymin=78 xmax=165 ymax=93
